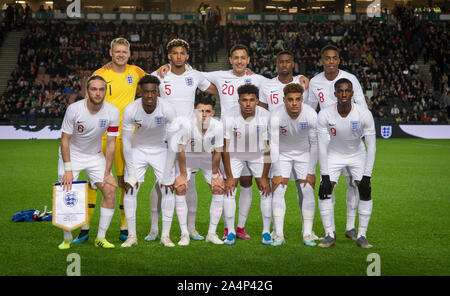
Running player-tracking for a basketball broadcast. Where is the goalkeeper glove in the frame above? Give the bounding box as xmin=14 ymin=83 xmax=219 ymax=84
xmin=358 ymin=176 xmax=371 ymax=199
xmin=319 ymin=175 xmax=333 ymax=199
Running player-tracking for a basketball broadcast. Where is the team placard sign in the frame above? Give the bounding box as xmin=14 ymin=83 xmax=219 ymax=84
xmin=52 ymin=181 xmax=88 ymax=231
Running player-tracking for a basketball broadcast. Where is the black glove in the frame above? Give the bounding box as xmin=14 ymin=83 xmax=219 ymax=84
xmin=319 ymin=175 xmax=333 ymax=199
xmin=358 ymin=176 xmax=371 ymax=199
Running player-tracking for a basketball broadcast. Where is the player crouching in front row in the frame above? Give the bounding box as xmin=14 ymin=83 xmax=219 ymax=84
xmin=174 ymin=95 xmax=226 ymax=245
xmin=317 ymin=78 xmax=376 ymax=248
xmin=222 ymin=84 xmax=273 ymax=246
xmin=57 ymin=75 xmax=120 ymax=250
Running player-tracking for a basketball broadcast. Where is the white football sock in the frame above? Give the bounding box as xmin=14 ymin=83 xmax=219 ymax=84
xmin=97 ymin=207 xmax=115 ymax=239
xmin=150 ymin=185 xmax=161 ymax=233
xmin=208 ymin=194 xmax=224 ymax=234
xmin=295 ymin=180 xmax=303 ymax=209
xmin=346 ymin=176 xmax=359 ymax=231
xmin=124 ymin=185 xmax=139 ymax=237
xmin=63 ymin=230 xmax=73 ymax=240
xmin=161 ymin=190 xmax=175 ymax=237
xmin=237 ymin=186 xmax=252 ymax=229
xmin=358 ymin=199 xmax=373 ymax=238
xmin=272 ymin=185 xmax=287 ymax=237
xmin=186 ymin=176 xmax=198 ymax=233
xmin=301 ymin=183 xmax=316 ymax=237
xmin=331 ymin=190 xmax=336 ymax=232
xmin=223 ymin=188 xmax=237 ymax=235
xmin=260 ymin=190 xmax=272 ymax=234
xmin=318 ymin=198 xmax=334 ymax=237
xmin=175 ymin=195 xmax=189 ymax=236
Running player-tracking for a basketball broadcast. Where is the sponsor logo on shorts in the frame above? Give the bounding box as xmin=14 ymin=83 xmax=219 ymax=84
xmin=77 ymin=124 xmax=84 ymax=133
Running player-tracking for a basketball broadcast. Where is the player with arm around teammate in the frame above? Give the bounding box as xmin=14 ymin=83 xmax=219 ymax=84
xmin=316 ymin=78 xmax=376 ymax=248
xmin=58 ymin=75 xmax=120 ymax=250
xmin=145 ymin=38 xmax=218 ymax=242
xmin=269 ymin=83 xmax=318 ymax=247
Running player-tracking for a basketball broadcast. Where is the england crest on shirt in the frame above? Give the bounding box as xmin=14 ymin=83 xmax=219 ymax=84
xmin=299 ymin=122 xmax=308 ymax=130
xmin=126 ymin=75 xmax=134 ymax=85
xmin=155 ymin=116 xmax=164 ymax=125
xmin=351 ymin=121 xmax=360 ymax=131
xmin=381 ymin=125 xmax=392 ymax=139
xmin=99 ymin=119 xmax=108 ymax=128
xmin=244 ymin=79 xmax=251 ymax=85
xmin=185 ymin=77 xmax=193 ymax=87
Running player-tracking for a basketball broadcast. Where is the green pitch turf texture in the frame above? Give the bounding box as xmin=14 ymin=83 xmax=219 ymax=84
xmin=0 ymin=138 xmax=449 ymax=276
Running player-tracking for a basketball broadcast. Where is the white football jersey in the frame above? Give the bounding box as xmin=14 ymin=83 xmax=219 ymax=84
xmin=61 ymin=99 xmax=120 ymax=155
xmin=307 ymin=70 xmax=367 ymax=111
xmin=178 ymin=115 xmax=224 ymax=169
xmin=202 ymin=70 xmax=267 ymax=117
xmin=122 ymin=98 xmax=177 ymax=150
xmin=259 ymin=75 xmax=309 ymax=112
xmin=317 ymin=103 xmax=375 ymax=156
xmin=224 ymin=106 xmax=270 ymax=162
xmin=152 ymin=69 xmax=210 ymax=118
xmin=270 ymin=103 xmax=317 ymax=162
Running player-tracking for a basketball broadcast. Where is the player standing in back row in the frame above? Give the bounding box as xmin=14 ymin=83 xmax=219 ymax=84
xmin=146 ymin=39 xmax=218 ymax=243
xmin=317 ymin=78 xmax=376 ymax=248
xmin=307 ymin=45 xmax=368 ymax=241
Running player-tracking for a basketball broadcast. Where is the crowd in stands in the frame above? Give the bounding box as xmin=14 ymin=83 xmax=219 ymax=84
xmin=0 ymin=7 xmax=448 ymax=125
xmin=226 ymin=14 xmax=449 ymax=124
xmin=0 ymin=20 xmax=221 ymax=123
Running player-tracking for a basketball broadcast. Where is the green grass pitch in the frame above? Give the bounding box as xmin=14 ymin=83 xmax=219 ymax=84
xmin=0 ymin=138 xmax=449 ymax=276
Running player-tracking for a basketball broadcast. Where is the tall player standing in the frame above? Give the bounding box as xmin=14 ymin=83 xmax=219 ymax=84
xmin=306 ymin=45 xmax=368 ymax=241
xmin=258 ymin=50 xmax=320 ymax=242
xmin=57 ymin=75 xmax=120 ymax=250
xmin=145 ymin=39 xmax=218 ymax=243
xmin=72 ymin=38 xmax=146 ymax=244
xmin=269 ymin=83 xmax=318 ymax=247
xmin=316 ymin=78 xmax=376 ymax=248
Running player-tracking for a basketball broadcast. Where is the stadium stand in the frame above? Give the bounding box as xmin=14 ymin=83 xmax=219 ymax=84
xmin=0 ymin=5 xmax=448 ymax=125
xmin=226 ymin=16 xmax=449 ymax=124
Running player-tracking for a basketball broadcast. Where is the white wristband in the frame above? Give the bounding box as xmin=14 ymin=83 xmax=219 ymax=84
xmin=64 ymin=162 xmax=72 ymax=172
xmin=125 ymin=174 xmax=138 ymax=188
xmin=212 ymin=173 xmax=219 ymax=179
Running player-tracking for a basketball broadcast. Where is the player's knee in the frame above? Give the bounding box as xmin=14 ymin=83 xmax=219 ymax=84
xmin=177 ymin=187 xmax=187 ymax=196
xmin=212 ymin=187 xmax=224 ymax=195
